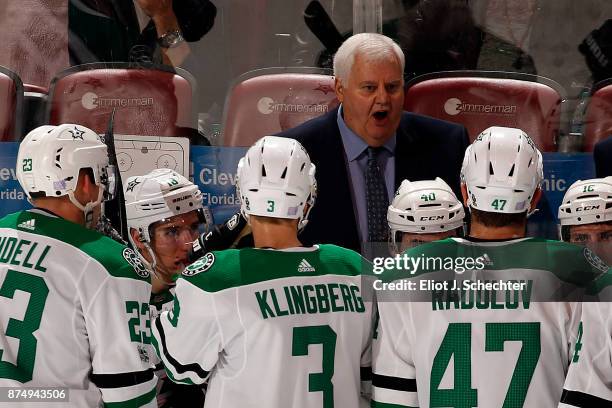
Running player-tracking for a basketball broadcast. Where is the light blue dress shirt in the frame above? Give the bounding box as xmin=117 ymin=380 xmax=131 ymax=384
xmin=337 ymin=105 xmax=396 ymax=243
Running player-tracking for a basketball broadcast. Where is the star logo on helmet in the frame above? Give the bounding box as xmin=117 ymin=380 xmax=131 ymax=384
xmin=69 ymin=126 xmax=86 ymax=140
xmin=125 ymin=179 xmax=140 ymax=192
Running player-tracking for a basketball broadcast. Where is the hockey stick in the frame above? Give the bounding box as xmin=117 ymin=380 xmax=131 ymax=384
xmin=100 ymin=108 xmax=129 ymax=243
xmin=304 ymin=0 xmax=344 ymax=54
xmin=187 ymin=211 xmax=251 ymax=263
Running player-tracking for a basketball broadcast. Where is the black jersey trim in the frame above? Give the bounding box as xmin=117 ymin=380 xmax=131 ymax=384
xmin=155 ymin=316 xmax=210 ymax=381
xmin=561 ymin=389 xmax=612 ymax=407
xmin=90 ymin=368 xmax=154 ymax=388
xmin=372 ymin=374 xmax=417 ymax=392
xmin=361 ymin=366 xmax=372 ymax=381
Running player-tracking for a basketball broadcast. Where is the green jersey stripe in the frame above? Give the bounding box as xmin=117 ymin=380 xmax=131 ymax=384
xmin=151 ymin=331 xmax=195 ymax=386
xmin=183 ymin=244 xmax=371 ymax=293
xmin=0 ymin=210 xmax=148 ymax=282
xmin=398 ymin=238 xmax=608 ymax=286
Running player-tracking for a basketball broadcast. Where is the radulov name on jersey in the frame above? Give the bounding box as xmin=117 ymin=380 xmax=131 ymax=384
xmin=432 ymin=280 xmax=533 ymax=311
xmin=255 ymin=283 xmax=366 ymax=319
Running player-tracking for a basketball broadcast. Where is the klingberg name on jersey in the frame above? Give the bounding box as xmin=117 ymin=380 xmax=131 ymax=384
xmin=255 ymin=283 xmax=366 ymax=319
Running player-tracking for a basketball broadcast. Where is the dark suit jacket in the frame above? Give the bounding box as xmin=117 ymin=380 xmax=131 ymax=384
xmin=278 ymin=107 xmax=470 ymax=252
xmin=594 ymin=136 xmax=612 ymax=178
xmin=69 ymin=0 xmax=216 ymax=64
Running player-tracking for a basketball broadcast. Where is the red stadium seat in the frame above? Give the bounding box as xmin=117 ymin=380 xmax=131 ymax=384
xmin=221 ymin=68 xmax=339 ymax=146
xmin=0 ymin=65 xmax=23 ymax=141
xmin=584 ymin=79 xmax=612 ymax=152
xmin=47 ymin=63 xmax=195 ymax=137
xmin=404 ymin=71 xmax=565 ymax=152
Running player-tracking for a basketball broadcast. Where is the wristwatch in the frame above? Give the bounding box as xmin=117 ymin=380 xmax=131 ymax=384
xmin=157 ymin=29 xmax=185 ymax=49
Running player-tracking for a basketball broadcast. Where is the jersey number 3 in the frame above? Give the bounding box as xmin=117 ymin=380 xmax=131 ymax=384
xmin=292 ymin=325 xmax=337 ymax=408
xmin=0 ymin=270 xmax=49 ymax=382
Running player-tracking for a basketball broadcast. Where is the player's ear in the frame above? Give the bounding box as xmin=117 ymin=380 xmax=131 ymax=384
xmin=335 ymin=77 xmax=345 ymax=103
xmin=460 ymin=183 xmax=469 ymax=207
xmin=130 ymin=228 xmax=147 ymax=251
xmin=530 ymin=187 xmax=542 ymax=212
xmin=74 ymin=168 xmax=97 ymax=205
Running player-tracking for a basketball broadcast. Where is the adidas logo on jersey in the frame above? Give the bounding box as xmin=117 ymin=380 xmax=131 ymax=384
xmin=17 ymin=219 xmax=36 ymax=231
xmin=481 ymin=253 xmax=493 ymax=266
xmin=297 ymin=259 xmax=315 ymax=272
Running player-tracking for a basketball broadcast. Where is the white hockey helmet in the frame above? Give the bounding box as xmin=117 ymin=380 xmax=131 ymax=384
xmin=16 ymin=124 xmax=116 ymax=220
xmin=125 ymin=168 xmax=205 ymax=244
xmin=461 ymin=126 xmax=543 ymax=214
xmin=558 ymin=177 xmax=612 ymax=229
xmin=236 ymin=136 xmax=316 ymax=230
xmin=388 ymin=178 xmax=465 ymax=238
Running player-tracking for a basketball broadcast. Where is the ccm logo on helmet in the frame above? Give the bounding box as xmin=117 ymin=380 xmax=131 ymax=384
xmin=575 ymin=205 xmax=600 ymax=211
xmin=420 ymin=216 xmax=445 ymax=221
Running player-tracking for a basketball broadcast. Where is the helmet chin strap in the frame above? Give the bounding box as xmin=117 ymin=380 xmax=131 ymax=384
xmin=142 ymin=243 xmax=158 ymax=273
xmin=141 ymin=243 xmax=175 ymax=286
xmin=68 ymin=188 xmax=104 ymax=229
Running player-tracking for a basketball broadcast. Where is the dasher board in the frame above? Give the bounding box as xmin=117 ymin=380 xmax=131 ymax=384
xmin=113 ymin=134 xmax=190 ymax=183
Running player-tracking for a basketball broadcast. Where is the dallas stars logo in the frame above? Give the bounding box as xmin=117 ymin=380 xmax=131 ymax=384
xmin=125 ymin=179 xmax=140 ymax=192
xmin=122 ymin=248 xmax=150 ymax=278
xmin=69 ymin=126 xmax=86 ymax=140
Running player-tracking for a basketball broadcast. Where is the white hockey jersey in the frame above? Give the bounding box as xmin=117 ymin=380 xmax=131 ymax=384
xmin=152 ymin=245 xmax=375 ymax=408
xmin=372 ymin=237 xmax=610 ymax=408
xmin=560 ymin=301 xmax=612 ymax=407
xmin=0 ymin=209 xmax=156 ymax=407
xmin=149 ymin=286 xmax=205 ymax=408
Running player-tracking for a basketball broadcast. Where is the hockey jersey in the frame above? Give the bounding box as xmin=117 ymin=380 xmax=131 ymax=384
xmin=0 ymin=209 xmax=156 ymax=407
xmin=560 ymin=302 xmax=612 ymax=406
xmin=372 ymin=237 xmax=611 ymax=408
xmin=152 ymin=244 xmax=374 ymax=408
xmin=150 ymin=286 xmax=205 ymax=408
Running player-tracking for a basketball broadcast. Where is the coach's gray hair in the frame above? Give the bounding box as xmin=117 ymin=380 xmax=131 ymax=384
xmin=333 ymin=33 xmax=405 ymax=84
